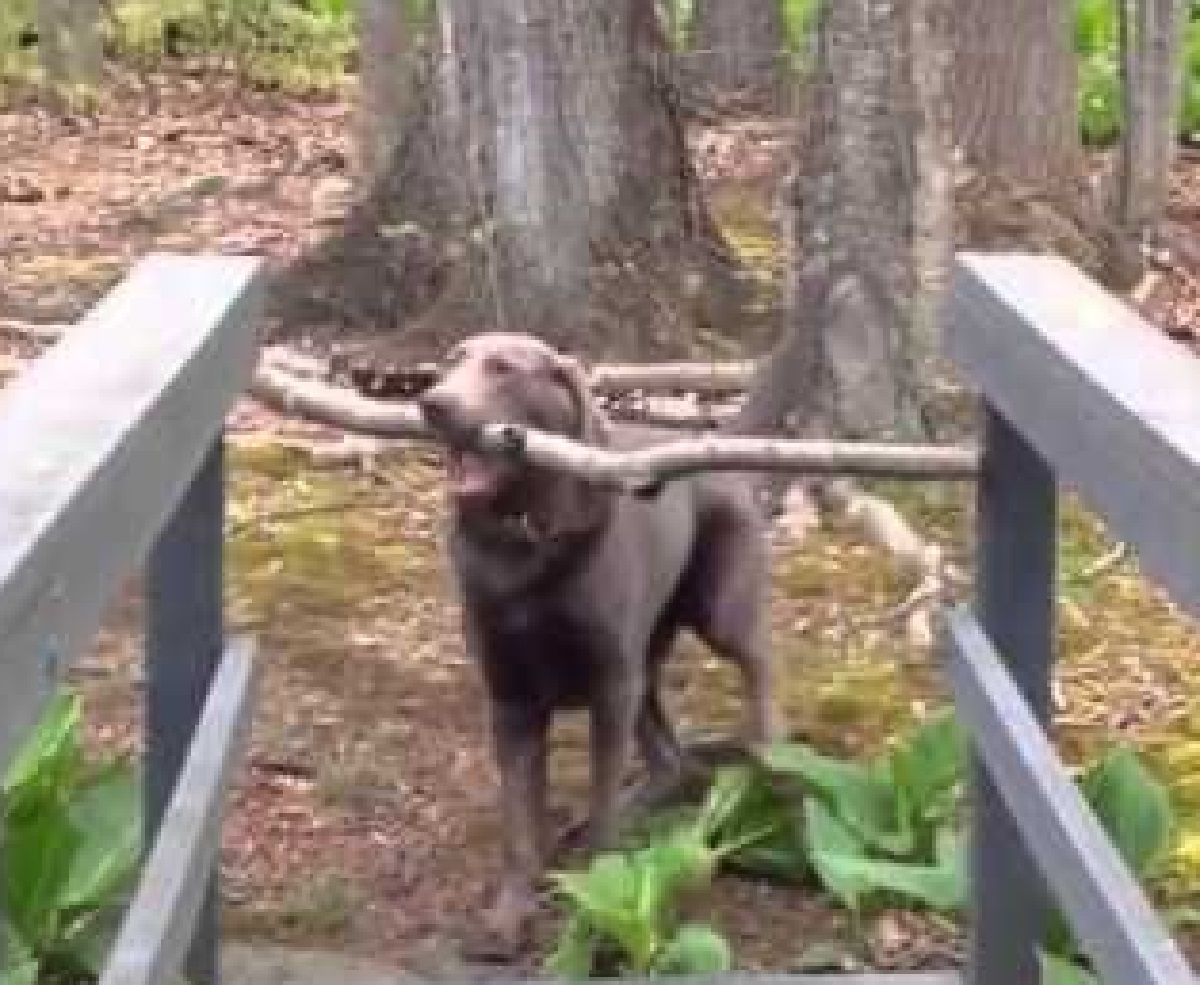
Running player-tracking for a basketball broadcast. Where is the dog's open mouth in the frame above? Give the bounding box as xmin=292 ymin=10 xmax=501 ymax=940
xmin=446 ymin=448 xmax=507 ymax=498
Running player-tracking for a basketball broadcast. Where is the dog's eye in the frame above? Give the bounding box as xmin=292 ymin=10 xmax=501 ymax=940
xmin=484 ymin=355 xmax=516 ymax=376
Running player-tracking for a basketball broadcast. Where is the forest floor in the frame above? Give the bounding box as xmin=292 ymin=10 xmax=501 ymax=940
xmin=7 ymin=69 xmax=1200 ymax=975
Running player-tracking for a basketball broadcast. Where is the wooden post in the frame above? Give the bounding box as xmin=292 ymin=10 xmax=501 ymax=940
xmin=145 ymin=440 xmax=225 ymax=985
xmin=968 ymin=402 xmax=1057 ymax=985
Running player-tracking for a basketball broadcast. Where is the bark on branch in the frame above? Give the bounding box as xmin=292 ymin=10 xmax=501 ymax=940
xmin=476 ymin=423 xmax=980 ymax=491
xmin=249 ymin=363 xmax=979 ymax=484
xmin=252 ymin=363 xmax=429 ymax=437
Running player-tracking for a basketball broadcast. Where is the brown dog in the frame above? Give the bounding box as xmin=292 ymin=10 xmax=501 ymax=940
xmin=418 ymin=333 xmax=777 ymax=955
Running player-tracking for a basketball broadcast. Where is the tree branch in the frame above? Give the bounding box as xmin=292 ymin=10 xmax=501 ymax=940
xmin=475 ymin=422 xmax=980 ymax=489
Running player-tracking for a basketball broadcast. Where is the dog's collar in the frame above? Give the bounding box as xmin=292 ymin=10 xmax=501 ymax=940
xmin=457 ymin=504 xmax=607 ymax=565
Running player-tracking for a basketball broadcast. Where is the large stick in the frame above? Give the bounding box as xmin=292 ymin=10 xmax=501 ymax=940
xmin=474 ymin=422 xmax=980 ymax=488
xmin=250 ymin=363 xmax=979 ymax=482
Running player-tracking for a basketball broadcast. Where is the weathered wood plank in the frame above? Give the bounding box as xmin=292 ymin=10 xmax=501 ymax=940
xmin=146 ymin=441 xmax=224 ymax=985
xmin=100 ymin=637 xmax=259 ymax=985
xmin=969 ymin=407 xmax=1057 ymax=985
xmin=948 ymin=252 xmax=1200 ymax=621
xmin=0 ymin=254 xmax=263 ymax=769
xmin=942 ymin=606 xmax=1195 ymax=985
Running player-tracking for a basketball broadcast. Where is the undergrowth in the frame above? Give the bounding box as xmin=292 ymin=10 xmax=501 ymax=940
xmin=547 ymin=710 xmax=1180 ymax=981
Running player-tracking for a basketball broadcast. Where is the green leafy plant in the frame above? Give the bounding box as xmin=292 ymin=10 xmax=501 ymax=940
xmin=547 ymin=708 xmax=1179 ymax=978
xmin=546 ymin=763 xmax=788 ymax=977
xmin=1038 ymin=742 xmax=1176 ymax=980
xmin=1039 ymin=950 xmax=1103 ymax=985
xmin=1 ymin=689 xmax=142 ymax=985
xmin=546 ymin=827 xmax=731 ymax=977
xmin=754 ymin=710 xmax=969 ymax=914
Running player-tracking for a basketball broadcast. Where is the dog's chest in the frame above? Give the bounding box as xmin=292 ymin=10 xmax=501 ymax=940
xmin=476 ymin=599 xmax=612 ymax=708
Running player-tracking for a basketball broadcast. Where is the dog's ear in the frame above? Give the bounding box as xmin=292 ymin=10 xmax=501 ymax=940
xmin=552 ymin=352 xmax=610 ymax=445
xmin=528 ymin=352 xmax=613 ymax=539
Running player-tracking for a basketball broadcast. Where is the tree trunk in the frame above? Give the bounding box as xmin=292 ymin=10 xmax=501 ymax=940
xmin=690 ymin=0 xmax=786 ymax=110
xmin=278 ymin=0 xmax=749 ymax=361
xmin=952 ymin=0 xmax=1080 ymax=190
xmin=37 ymin=0 xmax=102 ymax=94
xmin=356 ymin=0 xmax=416 ymax=186
xmin=737 ymin=0 xmax=953 ymax=448
xmin=951 ymin=0 xmax=1143 ymax=289
xmin=1117 ymin=0 xmax=1186 ymax=240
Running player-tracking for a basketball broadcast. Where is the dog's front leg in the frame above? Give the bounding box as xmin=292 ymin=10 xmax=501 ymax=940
xmin=482 ymin=699 xmax=548 ymax=956
xmin=586 ymin=672 xmax=641 ymax=854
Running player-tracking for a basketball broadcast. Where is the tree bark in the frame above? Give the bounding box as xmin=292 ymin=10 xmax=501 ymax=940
xmin=737 ymin=0 xmax=953 ymax=446
xmin=689 ymin=0 xmax=786 ymax=110
xmin=37 ymin=0 xmax=102 ymax=94
xmin=1117 ymin=0 xmax=1186 ymax=240
xmin=952 ymin=0 xmax=1080 ymax=190
xmin=951 ymin=0 xmax=1144 ymax=289
xmin=277 ymin=0 xmax=749 ymax=361
xmin=356 ymin=0 xmax=416 ymax=186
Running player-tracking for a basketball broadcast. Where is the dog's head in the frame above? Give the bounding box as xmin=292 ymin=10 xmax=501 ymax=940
xmin=418 ymin=332 xmax=611 ymax=535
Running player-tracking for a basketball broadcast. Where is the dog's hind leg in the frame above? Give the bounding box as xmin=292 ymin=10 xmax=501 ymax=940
xmin=688 ymin=517 xmax=780 ymax=745
xmin=635 ymin=622 xmax=684 ymax=777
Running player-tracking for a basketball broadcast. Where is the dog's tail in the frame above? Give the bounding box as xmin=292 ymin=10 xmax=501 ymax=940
xmin=717 ymin=324 xmax=822 ymax=518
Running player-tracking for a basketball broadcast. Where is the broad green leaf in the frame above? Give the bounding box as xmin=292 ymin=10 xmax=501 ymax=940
xmin=1074 ymin=0 xmax=1117 ymax=55
xmin=1079 ymin=745 xmax=1174 ymax=876
xmin=60 ymin=764 xmax=141 ymax=911
xmin=545 ymin=913 xmax=596 ymax=979
xmin=695 ymin=763 xmax=803 ymax=878
xmin=804 ymin=797 xmax=870 ymax=911
xmin=1 ymin=921 xmax=38 ymax=985
xmin=887 ymin=710 xmax=966 ymax=826
xmin=653 ymin=923 xmax=732 ymax=975
xmin=759 ymin=742 xmax=908 ymax=855
xmin=810 ymin=850 xmax=966 ymax=913
xmin=726 ymin=813 xmax=810 ymax=883
xmin=637 ymin=828 xmax=716 ymax=898
xmin=0 ymin=962 xmax=38 ymax=985
xmin=56 ymin=907 xmax=120 ymax=977
xmin=3 ymin=690 xmax=82 ymax=809
xmin=1039 ymin=950 xmax=1102 ymax=985
xmin=550 ymin=853 xmax=659 ymax=970
xmin=806 ymin=799 xmax=967 ymax=913
xmin=4 ymin=804 xmax=79 ymax=949
xmin=695 ymin=764 xmax=762 ymax=843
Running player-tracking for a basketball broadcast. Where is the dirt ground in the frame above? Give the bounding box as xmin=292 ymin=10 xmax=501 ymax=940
xmin=7 ymin=71 xmax=1200 ymax=976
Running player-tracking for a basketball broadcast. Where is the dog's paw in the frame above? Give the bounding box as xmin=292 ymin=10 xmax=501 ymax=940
xmin=458 ymin=883 xmax=537 ymax=963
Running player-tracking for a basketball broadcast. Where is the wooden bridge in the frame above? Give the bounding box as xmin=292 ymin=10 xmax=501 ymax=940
xmin=0 ymin=252 xmax=1196 ymax=985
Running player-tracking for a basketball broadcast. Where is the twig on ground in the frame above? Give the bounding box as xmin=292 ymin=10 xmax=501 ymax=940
xmin=1081 ymin=542 xmax=1128 ymax=579
xmin=228 ymin=499 xmax=389 ymax=537
xmin=814 ymin=478 xmax=965 ymax=647
xmin=227 ymin=432 xmax=409 ymax=468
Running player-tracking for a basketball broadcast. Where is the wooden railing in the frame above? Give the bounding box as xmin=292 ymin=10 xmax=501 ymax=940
xmin=3 ymin=250 xmax=1196 ymax=985
xmin=0 ymin=254 xmax=264 ymax=985
xmin=941 ymin=253 xmax=1199 ymax=985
